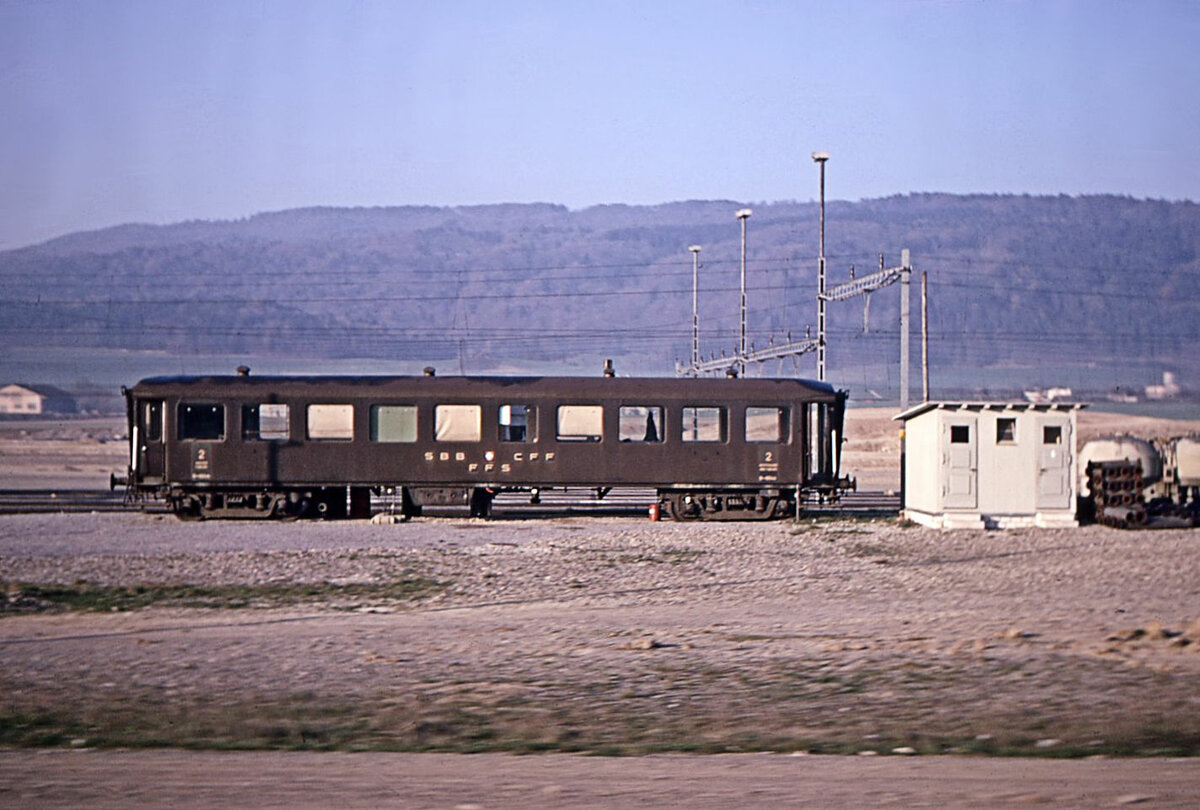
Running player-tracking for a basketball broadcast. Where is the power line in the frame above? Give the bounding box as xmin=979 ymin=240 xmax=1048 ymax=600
xmin=6 ymin=247 xmax=1197 ymax=285
xmin=5 ymin=270 xmax=1198 ymax=307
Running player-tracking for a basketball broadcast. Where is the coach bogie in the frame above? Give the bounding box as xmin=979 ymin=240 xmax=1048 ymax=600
xmin=661 ymin=489 xmax=786 ymax=521
xmin=403 ymin=485 xmax=494 ymax=518
xmin=164 ymin=487 xmax=306 ymax=520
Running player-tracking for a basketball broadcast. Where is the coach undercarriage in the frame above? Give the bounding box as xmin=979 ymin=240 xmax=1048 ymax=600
xmin=161 ymin=483 xmax=808 ymax=522
xmin=165 ymin=486 xmax=370 ymax=521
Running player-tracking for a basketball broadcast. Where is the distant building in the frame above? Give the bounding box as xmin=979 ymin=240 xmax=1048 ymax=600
xmin=0 ymin=384 xmax=78 ymax=415
xmin=1145 ymin=372 xmax=1181 ymax=400
xmin=1023 ymin=386 xmax=1072 ymax=404
xmin=895 ymin=401 xmax=1086 ymax=529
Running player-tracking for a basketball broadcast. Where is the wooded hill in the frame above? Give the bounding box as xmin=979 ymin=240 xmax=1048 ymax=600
xmin=2 ymin=194 xmax=1196 ymax=396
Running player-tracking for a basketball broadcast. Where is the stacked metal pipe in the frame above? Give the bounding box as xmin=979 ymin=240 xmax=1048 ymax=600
xmin=1086 ymin=460 xmax=1148 ymax=528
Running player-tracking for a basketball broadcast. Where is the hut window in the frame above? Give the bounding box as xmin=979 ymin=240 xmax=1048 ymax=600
xmin=996 ymin=418 xmax=1017 ymax=444
xmin=1043 ymin=425 xmax=1062 ymax=445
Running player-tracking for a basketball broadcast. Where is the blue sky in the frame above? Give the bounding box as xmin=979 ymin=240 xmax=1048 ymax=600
xmin=2 ymin=0 xmax=1197 ymax=249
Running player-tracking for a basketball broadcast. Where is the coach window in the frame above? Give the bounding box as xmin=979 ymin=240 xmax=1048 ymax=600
xmin=141 ymin=401 xmax=163 ymax=442
xmin=307 ymin=404 xmax=354 ymax=441
xmin=557 ymin=405 xmax=603 ymax=442
xmin=619 ymin=406 xmax=663 ymax=443
xmin=746 ymin=406 xmax=789 ymax=443
xmin=371 ymin=405 xmax=418 ymax=443
xmin=178 ymin=403 xmax=225 ymax=441
xmin=435 ymin=404 xmax=482 ymax=442
xmin=499 ymin=404 xmax=534 ymax=442
xmin=682 ymin=406 xmax=726 ymax=443
xmin=243 ymin=403 xmax=290 ymax=441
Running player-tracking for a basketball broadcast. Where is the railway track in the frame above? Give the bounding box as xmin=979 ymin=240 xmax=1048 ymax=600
xmin=0 ymin=488 xmax=900 ymax=519
xmin=0 ymin=489 xmax=148 ymax=514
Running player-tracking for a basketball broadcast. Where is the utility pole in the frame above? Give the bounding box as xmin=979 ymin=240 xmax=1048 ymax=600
xmin=899 ymin=248 xmax=911 ymax=413
xmin=922 ymin=270 xmax=930 ymax=401
xmin=899 ymin=272 xmax=908 ymax=512
xmin=689 ymin=245 xmax=702 ymax=377
xmin=812 ymin=152 xmax=830 ymax=381
xmin=736 ymin=209 xmax=752 ymax=378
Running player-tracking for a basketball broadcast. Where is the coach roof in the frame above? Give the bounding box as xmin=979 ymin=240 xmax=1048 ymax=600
xmin=131 ymin=374 xmax=840 ymax=399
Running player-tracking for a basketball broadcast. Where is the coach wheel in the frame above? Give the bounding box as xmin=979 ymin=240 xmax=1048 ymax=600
xmin=172 ymin=495 xmax=204 ymax=521
xmin=271 ymin=496 xmax=303 ymax=521
xmin=278 ymin=491 xmax=317 ymax=520
xmin=757 ymin=496 xmax=785 ymax=520
xmin=668 ymin=493 xmax=702 ymax=522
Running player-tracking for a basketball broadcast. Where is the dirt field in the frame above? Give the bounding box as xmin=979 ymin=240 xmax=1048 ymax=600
xmin=2 ymin=408 xmax=1199 ymax=807
xmin=0 ymin=416 xmax=126 ymax=489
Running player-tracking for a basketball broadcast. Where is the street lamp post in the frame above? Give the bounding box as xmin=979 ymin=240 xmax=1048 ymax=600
xmin=812 ymin=151 xmax=829 ymax=382
xmin=736 ymin=208 xmax=752 ymax=377
xmin=688 ymin=245 xmax=702 ymax=376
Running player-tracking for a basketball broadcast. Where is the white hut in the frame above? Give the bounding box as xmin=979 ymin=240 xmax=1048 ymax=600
xmin=894 ymin=401 xmax=1086 ymax=529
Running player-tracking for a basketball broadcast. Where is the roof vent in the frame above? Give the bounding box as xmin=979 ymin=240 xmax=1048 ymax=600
xmin=236 ymin=365 xmax=250 ymax=377
xmin=603 ymin=359 xmax=615 ymax=378
xmin=423 ymin=366 xmax=436 ymax=377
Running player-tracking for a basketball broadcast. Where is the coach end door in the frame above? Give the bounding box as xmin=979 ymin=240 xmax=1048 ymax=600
xmin=135 ymin=399 xmax=165 ymax=483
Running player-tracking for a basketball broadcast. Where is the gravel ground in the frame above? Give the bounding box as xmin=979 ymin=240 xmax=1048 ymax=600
xmin=3 ymin=499 xmax=1200 ymax=806
xmin=3 ymin=749 xmax=1199 ymax=810
xmin=2 ymin=513 xmax=1199 ymax=759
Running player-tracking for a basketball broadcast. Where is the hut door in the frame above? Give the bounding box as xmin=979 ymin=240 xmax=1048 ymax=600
xmin=943 ymin=419 xmax=977 ymax=509
xmin=1036 ymin=417 xmax=1072 ymax=509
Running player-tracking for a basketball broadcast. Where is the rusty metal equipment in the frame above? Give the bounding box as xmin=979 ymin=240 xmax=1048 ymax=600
xmin=1084 ymin=458 xmax=1198 ymax=529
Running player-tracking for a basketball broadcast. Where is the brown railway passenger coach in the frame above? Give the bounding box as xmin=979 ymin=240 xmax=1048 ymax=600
xmin=117 ymin=370 xmax=851 ymax=521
